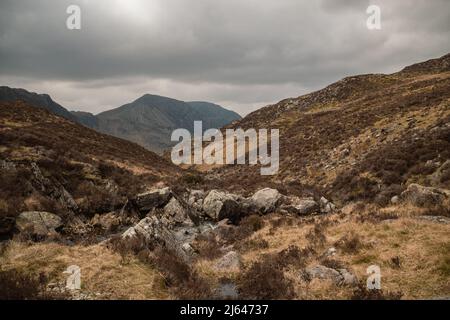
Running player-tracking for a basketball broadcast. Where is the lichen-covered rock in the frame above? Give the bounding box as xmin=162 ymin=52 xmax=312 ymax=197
xmin=16 ymin=211 xmax=62 ymax=236
xmin=202 ymin=190 xmax=241 ymax=222
xmin=401 ymin=183 xmax=449 ymax=207
xmin=250 ymin=188 xmax=282 ymax=214
xmin=305 ymin=265 xmax=357 ymax=286
xmin=282 ymin=197 xmax=319 ymax=215
xmin=162 ymin=197 xmax=192 ymax=227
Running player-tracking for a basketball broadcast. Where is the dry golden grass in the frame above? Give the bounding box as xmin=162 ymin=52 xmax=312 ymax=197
xmin=193 ymin=204 xmax=450 ymax=300
xmin=0 ymin=242 xmax=170 ymax=300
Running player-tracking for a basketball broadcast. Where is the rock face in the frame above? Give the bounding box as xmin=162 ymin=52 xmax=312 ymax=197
xmin=202 ymin=190 xmax=241 ymax=222
xmin=250 ymin=188 xmax=282 ymax=214
xmin=122 ymin=215 xmax=213 ymax=261
xmin=282 ymin=197 xmax=319 ymax=215
xmin=401 ymin=183 xmax=449 ymax=207
xmin=162 ymin=197 xmax=191 ymax=227
xmin=305 ymin=265 xmax=357 ymax=286
xmin=16 ymin=211 xmax=62 ymax=236
xmin=134 ymin=187 xmax=171 ymax=213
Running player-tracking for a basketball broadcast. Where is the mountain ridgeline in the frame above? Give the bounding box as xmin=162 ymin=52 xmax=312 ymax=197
xmin=89 ymin=95 xmax=241 ymax=153
xmin=0 ymin=88 xmax=241 ymax=154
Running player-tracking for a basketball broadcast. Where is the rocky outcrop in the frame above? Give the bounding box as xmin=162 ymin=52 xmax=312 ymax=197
xmin=30 ymin=162 xmax=78 ymax=212
xmin=16 ymin=211 xmax=62 ymax=236
xmin=401 ymin=183 xmax=449 ymax=207
xmin=202 ymin=190 xmax=242 ymax=222
xmin=122 ymin=215 xmax=214 ymax=261
xmin=250 ymin=188 xmax=282 ymax=214
xmin=133 ymin=187 xmax=171 ymax=214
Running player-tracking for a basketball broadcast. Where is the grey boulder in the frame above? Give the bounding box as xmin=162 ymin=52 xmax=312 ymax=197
xmin=250 ymin=188 xmax=282 ymax=214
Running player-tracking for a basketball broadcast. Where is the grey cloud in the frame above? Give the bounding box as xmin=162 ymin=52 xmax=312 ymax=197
xmin=0 ymin=0 xmax=449 ymax=115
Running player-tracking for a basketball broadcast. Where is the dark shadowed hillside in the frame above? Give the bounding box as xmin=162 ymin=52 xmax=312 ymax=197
xmin=0 ymin=86 xmax=78 ymax=122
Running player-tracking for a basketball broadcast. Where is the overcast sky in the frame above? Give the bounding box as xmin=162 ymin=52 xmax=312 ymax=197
xmin=1 ymin=0 xmax=449 ymax=115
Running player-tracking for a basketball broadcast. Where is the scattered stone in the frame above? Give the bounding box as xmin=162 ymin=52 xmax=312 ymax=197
xmin=16 ymin=211 xmax=62 ymax=236
xmin=305 ymin=265 xmax=357 ymax=286
xmin=324 ymin=247 xmax=337 ymax=257
xmin=391 ymin=196 xmax=400 ymax=204
xmin=417 ymin=215 xmax=449 ymax=224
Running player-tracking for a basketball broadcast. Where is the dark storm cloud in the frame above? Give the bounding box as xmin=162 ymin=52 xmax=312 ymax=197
xmin=0 ymin=0 xmax=449 ymax=115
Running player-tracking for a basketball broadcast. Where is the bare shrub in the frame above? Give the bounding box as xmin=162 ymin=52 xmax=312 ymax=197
xmin=236 ymin=236 xmax=269 ymax=253
xmin=0 ymin=269 xmax=68 ymax=300
xmin=334 ymin=233 xmax=366 ymax=254
xmin=321 ymin=258 xmax=346 ymax=270
xmin=237 ymin=258 xmax=295 ymax=300
xmin=220 ymin=215 xmax=265 ymax=244
xmin=146 ymin=247 xmax=212 ymax=299
xmin=305 ymin=223 xmax=327 ymax=247
xmin=193 ymin=233 xmax=223 ymax=260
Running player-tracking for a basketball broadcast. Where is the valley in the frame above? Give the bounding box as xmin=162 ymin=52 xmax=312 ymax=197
xmin=0 ymin=54 xmax=449 ymax=300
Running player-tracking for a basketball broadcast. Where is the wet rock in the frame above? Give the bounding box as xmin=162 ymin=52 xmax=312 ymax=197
xmin=16 ymin=211 xmax=62 ymax=236
xmin=214 ymin=281 xmax=239 ymax=300
xmin=250 ymin=188 xmax=282 ymax=214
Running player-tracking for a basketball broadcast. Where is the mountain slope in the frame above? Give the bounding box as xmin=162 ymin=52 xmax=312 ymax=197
xmin=187 ymin=101 xmax=241 ymax=128
xmin=0 ymin=86 xmax=78 ymax=123
xmin=94 ymin=94 xmax=241 ymax=153
xmin=0 ymin=87 xmax=241 ymax=154
xmin=0 ymin=100 xmax=181 ymax=232
xmin=204 ymin=53 xmax=450 ymax=204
